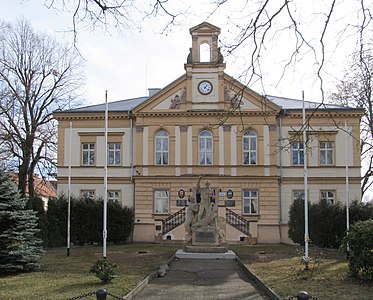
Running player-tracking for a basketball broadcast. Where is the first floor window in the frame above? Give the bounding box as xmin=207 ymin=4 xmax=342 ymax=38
xmin=199 ymin=130 xmax=213 ymax=165
xmin=81 ymin=190 xmax=95 ymax=199
xmin=82 ymin=143 xmax=95 ymax=165
xmin=320 ymin=141 xmax=334 ymax=165
xmin=155 ymin=131 xmax=169 ymax=165
xmin=154 ymin=190 xmax=169 ymax=214
xmin=108 ymin=143 xmax=121 ymax=165
xmin=243 ymin=190 xmax=258 ymax=214
xmin=292 ymin=142 xmax=304 ymax=165
xmin=108 ymin=191 xmax=121 ymax=203
xmin=293 ymin=190 xmax=305 ymax=201
xmin=243 ymin=130 xmax=257 ymax=165
xmin=320 ymin=191 xmax=335 ymax=205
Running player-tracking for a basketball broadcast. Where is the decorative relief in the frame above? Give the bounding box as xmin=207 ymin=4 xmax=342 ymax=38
xmin=136 ymin=126 xmax=144 ymax=132
xmin=169 ymin=88 xmax=186 ymax=109
xmin=224 ymin=87 xmax=242 ymax=109
xmin=180 ymin=125 xmax=188 ymax=132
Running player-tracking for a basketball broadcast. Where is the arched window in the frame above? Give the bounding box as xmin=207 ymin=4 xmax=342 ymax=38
xmin=200 ymin=43 xmax=210 ymax=62
xmin=199 ymin=130 xmax=213 ymax=165
xmin=243 ymin=130 xmax=257 ymax=165
xmin=155 ymin=131 xmax=169 ymax=165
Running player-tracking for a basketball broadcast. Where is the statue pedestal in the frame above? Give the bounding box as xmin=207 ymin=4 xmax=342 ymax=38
xmin=192 ymin=226 xmax=219 ymax=246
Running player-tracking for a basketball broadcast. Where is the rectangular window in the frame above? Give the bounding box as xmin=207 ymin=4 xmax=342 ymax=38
xmin=292 ymin=142 xmax=304 ymax=165
xmin=320 ymin=191 xmax=335 ymax=205
xmin=81 ymin=190 xmax=95 ymax=199
xmin=108 ymin=191 xmax=121 ymax=203
xmin=108 ymin=143 xmax=121 ymax=165
xmin=320 ymin=141 xmax=334 ymax=165
xmin=243 ymin=190 xmax=258 ymax=214
xmin=293 ymin=190 xmax=305 ymax=201
xmin=82 ymin=143 xmax=95 ymax=166
xmin=154 ymin=190 xmax=169 ymax=214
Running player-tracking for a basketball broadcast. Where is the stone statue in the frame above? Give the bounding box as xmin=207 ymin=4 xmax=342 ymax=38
xmin=196 ymin=176 xmax=212 ymax=222
xmin=184 ymin=195 xmax=199 ymax=242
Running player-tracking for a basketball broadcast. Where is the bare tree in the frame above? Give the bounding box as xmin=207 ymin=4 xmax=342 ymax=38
xmin=330 ymin=49 xmax=373 ymax=199
xmin=0 ymin=18 xmax=84 ymax=201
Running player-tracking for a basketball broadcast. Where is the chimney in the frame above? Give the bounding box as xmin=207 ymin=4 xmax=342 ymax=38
xmin=148 ymin=88 xmax=161 ymax=97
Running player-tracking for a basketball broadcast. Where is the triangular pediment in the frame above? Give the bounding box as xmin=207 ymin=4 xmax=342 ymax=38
xmin=189 ymin=22 xmax=221 ymax=35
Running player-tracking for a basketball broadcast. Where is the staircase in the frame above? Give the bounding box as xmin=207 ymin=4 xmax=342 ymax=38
xmin=162 ymin=207 xmax=186 ymax=235
xmin=226 ymin=208 xmax=250 ymax=235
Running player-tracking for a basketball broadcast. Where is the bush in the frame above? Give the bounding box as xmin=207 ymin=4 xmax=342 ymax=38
xmin=341 ymin=220 xmax=373 ymax=281
xmin=288 ymin=198 xmax=373 ymax=249
xmin=90 ymin=259 xmax=117 ymax=283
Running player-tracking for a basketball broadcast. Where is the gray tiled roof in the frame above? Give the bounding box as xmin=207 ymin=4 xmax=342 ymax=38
xmin=266 ymin=95 xmax=352 ymax=110
xmin=61 ymin=96 xmax=149 ymax=113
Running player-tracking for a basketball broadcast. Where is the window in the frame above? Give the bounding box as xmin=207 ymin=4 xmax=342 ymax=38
xmin=292 ymin=142 xmax=304 ymax=165
xmin=321 ymin=191 xmax=335 ymax=205
xmin=108 ymin=143 xmax=121 ymax=165
xmin=82 ymin=143 xmax=95 ymax=166
xmin=243 ymin=130 xmax=257 ymax=165
xmin=243 ymin=190 xmax=258 ymax=214
xmin=154 ymin=190 xmax=169 ymax=214
xmin=108 ymin=191 xmax=120 ymax=203
xmin=199 ymin=130 xmax=213 ymax=165
xmin=200 ymin=43 xmax=210 ymax=62
xmin=81 ymin=190 xmax=95 ymax=199
xmin=320 ymin=141 xmax=334 ymax=165
xmin=155 ymin=131 xmax=169 ymax=165
xmin=293 ymin=190 xmax=305 ymax=201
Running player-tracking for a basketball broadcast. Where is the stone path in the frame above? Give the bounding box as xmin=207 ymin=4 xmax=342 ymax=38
xmin=132 ymin=258 xmax=270 ymax=300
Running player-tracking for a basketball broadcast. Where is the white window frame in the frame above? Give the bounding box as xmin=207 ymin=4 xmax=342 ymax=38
xmin=108 ymin=143 xmax=121 ymax=166
xmin=243 ymin=130 xmax=257 ymax=165
xmin=154 ymin=190 xmax=169 ymax=214
xmin=320 ymin=141 xmax=334 ymax=165
xmin=293 ymin=190 xmax=305 ymax=202
xmin=199 ymin=130 xmax=213 ymax=165
xmin=155 ymin=131 xmax=169 ymax=165
xmin=320 ymin=190 xmax=335 ymax=205
xmin=292 ymin=142 xmax=304 ymax=165
xmin=82 ymin=143 xmax=95 ymax=166
xmin=81 ymin=190 xmax=95 ymax=200
xmin=108 ymin=190 xmax=121 ymax=203
xmin=243 ymin=190 xmax=258 ymax=215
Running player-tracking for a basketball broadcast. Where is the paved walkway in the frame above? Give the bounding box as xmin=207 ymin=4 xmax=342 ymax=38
xmin=132 ymin=258 xmax=270 ymax=300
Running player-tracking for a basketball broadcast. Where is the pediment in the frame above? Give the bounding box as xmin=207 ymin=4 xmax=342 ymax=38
xmin=189 ymin=22 xmax=221 ymax=34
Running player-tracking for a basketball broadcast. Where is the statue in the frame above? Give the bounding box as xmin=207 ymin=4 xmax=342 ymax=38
xmin=184 ymin=195 xmax=199 ymax=242
xmin=196 ymin=176 xmax=212 ymax=222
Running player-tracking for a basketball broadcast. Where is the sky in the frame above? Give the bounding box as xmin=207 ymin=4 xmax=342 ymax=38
xmin=1 ymin=0 xmax=363 ymax=106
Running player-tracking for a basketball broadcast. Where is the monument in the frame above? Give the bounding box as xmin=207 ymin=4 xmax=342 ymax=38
xmin=183 ymin=176 xmax=227 ymax=253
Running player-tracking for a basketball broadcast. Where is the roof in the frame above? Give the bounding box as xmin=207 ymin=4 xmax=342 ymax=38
xmin=58 ymin=97 xmax=149 ymax=113
xmin=267 ymin=95 xmax=356 ymax=110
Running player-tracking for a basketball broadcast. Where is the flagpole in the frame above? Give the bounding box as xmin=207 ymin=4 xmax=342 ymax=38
xmin=103 ymin=91 xmax=108 ymax=259
xmin=302 ymin=91 xmax=309 ymax=269
xmin=345 ymin=121 xmax=350 ymax=237
xmin=67 ymin=122 xmax=72 ymax=256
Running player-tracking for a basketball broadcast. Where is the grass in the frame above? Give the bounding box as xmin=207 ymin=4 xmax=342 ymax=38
xmin=0 ymin=243 xmax=372 ymax=299
xmin=232 ymin=244 xmax=373 ymax=300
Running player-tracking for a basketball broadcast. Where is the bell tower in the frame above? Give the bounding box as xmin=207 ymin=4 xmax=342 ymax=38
xmin=184 ymin=22 xmax=226 ymax=110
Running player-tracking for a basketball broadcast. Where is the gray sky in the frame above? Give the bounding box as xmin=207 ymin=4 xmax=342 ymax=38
xmin=0 ymin=1 xmax=363 ymax=105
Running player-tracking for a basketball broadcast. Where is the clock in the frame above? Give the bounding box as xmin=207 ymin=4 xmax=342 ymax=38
xmin=198 ymin=80 xmax=213 ymax=95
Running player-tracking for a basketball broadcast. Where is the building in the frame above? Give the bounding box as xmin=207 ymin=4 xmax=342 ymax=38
xmin=54 ymin=22 xmax=363 ymax=244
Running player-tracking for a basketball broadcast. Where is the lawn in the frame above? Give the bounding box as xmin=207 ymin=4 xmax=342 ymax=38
xmin=0 ymin=243 xmax=371 ymax=300
xmin=232 ymin=244 xmax=373 ymax=300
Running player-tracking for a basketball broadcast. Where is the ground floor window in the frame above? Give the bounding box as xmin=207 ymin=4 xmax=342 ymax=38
xmin=81 ymin=190 xmax=95 ymax=200
xmin=293 ymin=190 xmax=305 ymax=201
xmin=154 ymin=190 xmax=169 ymax=214
xmin=320 ymin=190 xmax=335 ymax=205
xmin=108 ymin=191 xmax=121 ymax=203
xmin=243 ymin=190 xmax=258 ymax=214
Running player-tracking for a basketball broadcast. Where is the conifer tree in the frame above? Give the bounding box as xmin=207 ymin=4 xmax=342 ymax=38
xmin=0 ymin=169 xmax=44 ymax=274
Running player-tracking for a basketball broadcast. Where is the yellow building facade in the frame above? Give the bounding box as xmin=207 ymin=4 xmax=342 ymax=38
xmin=54 ymin=22 xmax=363 ymax=244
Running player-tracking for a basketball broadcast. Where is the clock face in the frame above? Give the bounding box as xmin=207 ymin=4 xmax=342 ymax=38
xmin=198 ymin=80 xmax=213 ymax=95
